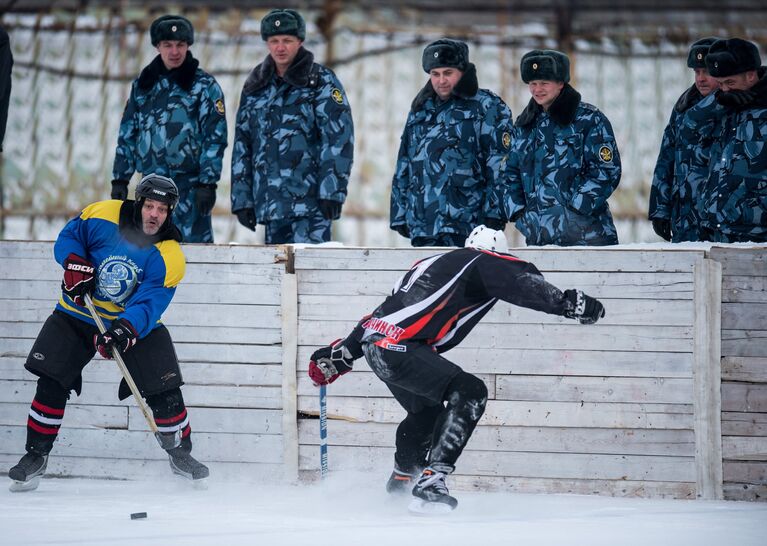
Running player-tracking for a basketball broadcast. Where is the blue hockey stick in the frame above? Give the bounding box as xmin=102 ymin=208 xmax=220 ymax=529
xmin=319 ymin=384 xmax=328 ymax=479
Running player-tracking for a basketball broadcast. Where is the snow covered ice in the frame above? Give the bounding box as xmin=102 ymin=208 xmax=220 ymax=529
xmin=2 ymin=471 xmax=765 ymax=546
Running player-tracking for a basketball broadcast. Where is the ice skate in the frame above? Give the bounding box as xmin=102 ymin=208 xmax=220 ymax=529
xmin=168 ymin=447 xmax=209 ymax=483
xmin=8 ymin=453 xmax=48 ymax=493
xmin=386 ymin=467 xmax=417 ymax=495
xmin=408 ymin=467 xmax=457 ymax=515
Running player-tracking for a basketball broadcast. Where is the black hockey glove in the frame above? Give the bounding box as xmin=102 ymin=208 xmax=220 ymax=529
xmin=195 ymin=184 xmax=217 ymax=216
xmin=716 ymin=89 xmax=757 ymax=109
xmin=318 ymin=199 xmax=342 ymax=220
xmin=62 ymin=253 xmax=96 ymax=306
xmin=651 ymin=218 xmax=672 ymax=242
xmin=308 ymin=339 xmax=355 ymax=386
xmin=392 ymin=224 xmax=410 ymax=239
xmin=111 ymin=179 xmax=129 ymax=200
xmin=563 ymin=289 xmax=605 ymax=325
xmin=235 ymin=208 xmax=257 ymax=231
xmin=481 ymin=217 xmax=506 ymax=232
xmin=94 ymin=318 xmax=138 ymax=359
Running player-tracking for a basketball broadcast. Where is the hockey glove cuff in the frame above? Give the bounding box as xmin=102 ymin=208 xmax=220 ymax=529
xmin=94 ymin=318 xmax=138 ymax=359
xmin=308 ymin=338 xmax=355 ymax=386
xmin=62 ymin=253 xmax=96 ymax=306
xmin=563 ymin=289 xmax=605 ymax=325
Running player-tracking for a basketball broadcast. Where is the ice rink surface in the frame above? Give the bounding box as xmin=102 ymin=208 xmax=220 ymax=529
xmin=2 ymin=472 xmax=765 ymax=546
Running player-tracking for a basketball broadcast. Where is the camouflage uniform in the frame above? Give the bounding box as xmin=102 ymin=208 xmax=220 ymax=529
xmin=688 ymin=69 xmax=767 ymax=243
xmin=508 ymin=84 xmax=621 ymax=246
xmin=113 ymin=53 xmax=227 ymax=243
xmin=230 ymin=47 xmax=354 ymax=244
xmin=390 ymin=64 xmax=513 ymax=245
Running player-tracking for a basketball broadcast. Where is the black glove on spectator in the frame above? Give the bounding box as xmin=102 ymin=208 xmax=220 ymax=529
xmin=563 ymin=289 xmax=605 ymax=325
xmin=716 ymin=89 xmax=757 ymax=109
xmin=652 ymin=218 xmax=672 ymax=241
xmin=393 ymin=224 xmax=410 ymax=238
xmin=111 ymin=179 xmax=129 ymax=200
xmin=482 ymin=217 xmax=506 ymax=231
xmin=235 ymin=209 xmax=257 ymax=231
xmin=62 ymin=253 xmax=96 ymax=306
xmin=94 ymin=318 xmax=138 ymax=359
xmin=195 ymin=184 xmax=217 ymax=216
xmin=318 ymin=199 xmax=342 ymax=220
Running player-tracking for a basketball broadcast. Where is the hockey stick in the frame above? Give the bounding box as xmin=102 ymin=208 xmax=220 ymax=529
xmin=84 ymin=294 xmax=181 ymax=450
xmin=319 ymin=384 xmax=328 ymax=479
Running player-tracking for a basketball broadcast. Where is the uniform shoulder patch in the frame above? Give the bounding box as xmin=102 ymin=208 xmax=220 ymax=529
xmin=215 ymin=99 xmax=225 ymax=116
xmin=502 ymin=131 xmax=511 ymax=149
xmin=599 ymin=145 xmax=613 ymax=163
xmin=331 ymin=88 xmax=344 ymax=105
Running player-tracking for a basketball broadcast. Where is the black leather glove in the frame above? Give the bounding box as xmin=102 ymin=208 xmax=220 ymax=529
xmin=392 ymin=224 xmax=410 ymax=238
xmin=235 ymin=209 xmax=257 ymax=231
xmin=651 ymin=218 xmax=672 ymax=242
xmin=94 ymin=318 xmax=138 ymax=359
xmin=563 ymin=289 xmax=605 ymax=325
xmin=318 ymin=199 xmax=342 ymax=220
xmin=111 ymin=179 xmax=129 ymax=200
xmin=481 ymin=217 xmax=506 ymax=231
xmin=195 ymin=184 xmax=217 ymax=216
xmin=716 ymin=89 xmax=757 ymax=108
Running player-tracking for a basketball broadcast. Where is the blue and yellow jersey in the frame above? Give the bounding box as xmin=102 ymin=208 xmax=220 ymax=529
xmin=53 ymin=200 xmax=186 ymax=338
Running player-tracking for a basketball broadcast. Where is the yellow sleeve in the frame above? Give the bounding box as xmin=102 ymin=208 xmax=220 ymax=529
xmin=155 ymin=240 xmax=186 ymax=288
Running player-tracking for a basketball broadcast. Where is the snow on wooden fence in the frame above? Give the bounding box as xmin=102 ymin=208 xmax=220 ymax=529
xmin=1 ymin=241 xmax=764 ymax=500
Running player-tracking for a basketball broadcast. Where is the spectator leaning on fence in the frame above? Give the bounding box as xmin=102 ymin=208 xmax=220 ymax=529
xmin=111 ymin=15 xmax=228 ymax=243
xmin=507 ymin=49 xmax=622 ymax=246
xmin=687 ymin=38 xmax=767 ymax=243
xmin=230 ymin=9 xmax=354 ymax=244
xmin=648 ymin=37 xmax=721 ymax=242
xmin=389 ymin=39 xmax=514 ymax=247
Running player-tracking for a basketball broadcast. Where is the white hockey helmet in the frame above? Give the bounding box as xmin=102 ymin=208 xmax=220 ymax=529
xmin=464 ymin=224 xmax=508 ymax=253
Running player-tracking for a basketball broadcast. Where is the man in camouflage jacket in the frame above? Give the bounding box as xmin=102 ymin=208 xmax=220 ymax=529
xmin=231 ymin=9 xmax=354 ymax=244
xmin=390 ymin=39 xmax=513 ymax=247
xmin=112 ymin=15 xmax=228 ymax=243
xmin=508 ymin=49 xmax=621 ymax=246
xmin=648 ymin=38 xmax=721 ymax=242
xmin=687 ymin=38 xmax=767 ymax=243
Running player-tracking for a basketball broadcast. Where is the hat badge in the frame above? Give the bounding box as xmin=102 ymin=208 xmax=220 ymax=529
xmin=434 ymin=52 xmax=439 ymax=58
xmin=275 ymin=19 xmax=281 ymax=27
xmin=714 ymin=61 xmax=719 ymax=68
xmin=532 ymin=63 xmax=538 ymax=70
xmin=171 ymin=25 xmax=177 ymax=32
xmin=697 ymin=53 xmax=702 ymax=60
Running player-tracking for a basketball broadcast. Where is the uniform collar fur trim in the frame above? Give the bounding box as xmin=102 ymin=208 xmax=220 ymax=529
xmin=410 ymin=63 xmax=479 ymax=111
xmin=242 ymin=47 xmax=315 ymax=96
xmin=137 ymin=52 xmax=199 ymax=92
xmin=515 ymin=83 xmax=582 ymax=127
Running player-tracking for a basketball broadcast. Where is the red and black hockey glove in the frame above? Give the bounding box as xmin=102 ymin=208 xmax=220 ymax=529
xmin=94 ymin=318 xmax=138 ymax=359
xmin=62 ymin=253 xmax=96 ymax=306
xmin=308 ymin=338 xmax=355 ymax=386
xmin=563 ymin=289 xmax=605 ymax=325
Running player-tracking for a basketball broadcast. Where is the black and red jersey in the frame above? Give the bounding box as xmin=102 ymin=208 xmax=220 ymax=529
xmin=348 ymin=247 xmax=571 ymax=354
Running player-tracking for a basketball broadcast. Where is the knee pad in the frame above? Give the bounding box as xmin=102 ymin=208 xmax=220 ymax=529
xmin=35 ymin=375 xmax=71 ymax=406
xmin=444 ymin=372 xmax=488 ymax=418
xmin=146 ymin=388 xmax=185 ymax=418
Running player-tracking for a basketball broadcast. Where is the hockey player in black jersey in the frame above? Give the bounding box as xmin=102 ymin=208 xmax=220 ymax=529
xmin=308 ymin=225 xmax=605 ymax=514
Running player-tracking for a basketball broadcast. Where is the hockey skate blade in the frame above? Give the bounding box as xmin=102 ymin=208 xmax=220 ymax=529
xmin=407 ymin=497 xmax=455 ymax=516
xmin=9 ymin=476 xmax=41 ymax=493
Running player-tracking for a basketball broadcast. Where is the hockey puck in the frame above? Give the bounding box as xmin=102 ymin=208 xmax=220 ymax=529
xmin=130 ymin=512 xmax=147 ymax=520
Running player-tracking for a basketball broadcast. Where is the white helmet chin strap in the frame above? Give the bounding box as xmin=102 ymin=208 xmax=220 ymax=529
xmin=464 ymin=224 xmax=509 ymax=254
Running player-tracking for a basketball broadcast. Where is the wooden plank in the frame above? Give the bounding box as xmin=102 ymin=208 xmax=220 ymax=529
xmin=297 ymin=396 xmax=693 ymax=429
xmin=722 ymin=436 xmax=767 ymax=461
xmin=692 ymin=258 xmax=723 ymax=500
xmin=293 ymin=247 xmax=705 ymax=273
xmin=722 ymin=330 xmax=767 ymax=358
xmin=297 ymin=445 xmax=696 ymax=482
xmin=722 ymin=412 xmax=767 ymax=436
xmin=722 ymin=276 xmax=767 ymax=304
xmin=129 ymin=407 xmax=282 ymax=435
xmin=299 ymin=320 xmax=693 ymax=353
xmin=708 ymin=246 xmax=767 ymax=277
xmin=296 ymin=372 xmax=496 ymax=399
xmin=495 ymin=376 xmax=692 ymax=404
xmin=722 ymin=382 xmax=767 ymax=412
xmin=281 ymin=272 xmax=299 ymax=482
xmin=182 ymin=244 xmax=286 ymax=265
xmin=722 ymin=303 xmax=767 ymax=331
xmin=0 ymin=402 xmax=127 ymax=429
xmin=722 ymin=357 xmax=767 ymax=383
xmin=722 ymin=483 xmax=767 ymax=502
xmin=298 ymin=420 xmax=695 ymax=456
xmin=723 ymin=461 xmax=767 ymax=484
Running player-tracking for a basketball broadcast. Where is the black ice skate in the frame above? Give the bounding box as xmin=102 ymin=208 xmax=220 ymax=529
xmin=386 ymin=467 xmax=417 ymax=495
xmin=167 ymin=447 xmax=209 ymax=482
xmin=408 ymin=467 xmax=458 ymax=515
xmin=8 ymin=452 xmax=48 ymax=493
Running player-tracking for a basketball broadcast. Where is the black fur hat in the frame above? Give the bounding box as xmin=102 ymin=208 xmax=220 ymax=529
xmin=261 ymin=9 xmax=306 ymax=41
xmin=706 ymin=38 xmax=761 ymax=77
xmin=422 ymin=39 xmax=470 ymax=73
xmin=687 ymin=37 xmax=720 ymax=69
xmin=150 ymin=15 xmax=194 ymax=47
xmin=521 ymin=49 xmax=570 ymax=83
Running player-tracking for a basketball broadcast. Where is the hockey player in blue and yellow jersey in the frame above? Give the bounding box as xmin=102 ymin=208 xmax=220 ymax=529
xmin=8 ymin=174 xmax=207 ymax=492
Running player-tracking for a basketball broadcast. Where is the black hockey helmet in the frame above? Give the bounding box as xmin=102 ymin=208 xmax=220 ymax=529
xmin=135 ymin=173 xmax=179 ymax=209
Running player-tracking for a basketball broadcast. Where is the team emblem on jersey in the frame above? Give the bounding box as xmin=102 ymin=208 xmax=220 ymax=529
xmin=502 ymin=132 xmax=511 ymax=149
xmin=97 ymin=256 xmax=142 ymax=304
xmin=331 ymin=88 xmax=344 ymax=104
xmin=599 ymin=145 xmax=613 ymax=163
xmin=215 ymin=99 xmax=225 ymax=115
